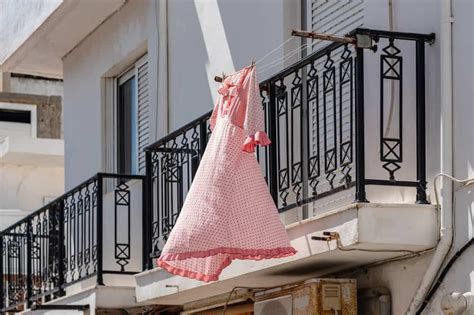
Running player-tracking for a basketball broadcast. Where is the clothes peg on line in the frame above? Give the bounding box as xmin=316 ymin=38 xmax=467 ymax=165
xmin=214 ymin=71 xmax=226 ymax=83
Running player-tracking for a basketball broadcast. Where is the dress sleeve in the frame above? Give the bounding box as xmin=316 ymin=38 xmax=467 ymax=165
xmin=242 ymin=66 xmax=271 ymax=153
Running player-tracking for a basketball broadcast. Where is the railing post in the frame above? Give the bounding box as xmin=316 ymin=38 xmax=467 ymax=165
xmin=0 ymin=234 xmax=3 ymax=310
xmin=57 ymin=200 xmax=65 ymax=296
xmin=96 ymin=174 xmax=104 ymax=285
xmin=199 ymin=119 xmax=208 ymax=157
xmin=143 ymin=151 xmax=153 ymax=270
xmin=268 ymin=82 xmax=279 ymax=204
xmin=415 ymin=39 xmax=429 ymax=204
xmin=26 ymin=218 xmax=32 ymax=308
xmin=354 ymin=47 xmax=368 ymax=202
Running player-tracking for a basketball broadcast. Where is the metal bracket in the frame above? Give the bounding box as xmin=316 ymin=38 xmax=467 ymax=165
xmin=311 ymin=231 xmax=340 ymax=242
xmin=355 ymin=34 xmax=375 ymax=50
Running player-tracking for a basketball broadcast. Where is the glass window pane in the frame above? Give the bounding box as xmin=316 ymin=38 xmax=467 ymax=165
xmin=117 ymin=75 xmax=137 ymax=174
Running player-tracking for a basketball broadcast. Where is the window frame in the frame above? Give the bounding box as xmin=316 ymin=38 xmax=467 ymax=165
xmin=115 ymin=66 xmax=137 ymax=175
xmin=111 ymin=53 xmax=148 ymax=175
xmin=0 ymin=102 xmax=37 ymax=138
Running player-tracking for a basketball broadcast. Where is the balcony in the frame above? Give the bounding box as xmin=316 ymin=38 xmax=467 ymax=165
xmin=0 ymin=173 xmax=145 ymax=312
xmin=136 ymin=29 xmax=438 ymax=306
xmin=0 ymin=28 xmax=438 ymax=312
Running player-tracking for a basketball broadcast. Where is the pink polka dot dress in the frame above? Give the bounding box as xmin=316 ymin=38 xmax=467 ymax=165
xmin=157 ymin=65 xmax=297 ymax=282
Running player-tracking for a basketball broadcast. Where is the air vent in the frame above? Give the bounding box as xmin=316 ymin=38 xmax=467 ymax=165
xmin=322 ymin=284 xmax=342 ymax=311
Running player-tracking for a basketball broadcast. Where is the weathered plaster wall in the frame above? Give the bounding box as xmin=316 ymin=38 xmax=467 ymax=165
xmin=10 ymin=76 xmax=63 ymax=98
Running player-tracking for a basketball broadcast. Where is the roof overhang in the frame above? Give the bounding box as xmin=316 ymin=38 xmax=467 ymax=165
xmin=0 ymin=0 xmax=126 ymax=78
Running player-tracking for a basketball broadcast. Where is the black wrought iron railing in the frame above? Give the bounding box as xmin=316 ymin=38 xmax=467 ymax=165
xmin=143 ymin=28 xmax=435 ymax=266
xmin=0 ymin=173 xmax=145 ymax=312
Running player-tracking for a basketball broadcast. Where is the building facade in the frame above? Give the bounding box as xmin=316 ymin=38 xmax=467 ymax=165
xmin=0 ymin=0 xmax=473 ymax=314
xmin=0 ymin=0 xmax=64 ymax=230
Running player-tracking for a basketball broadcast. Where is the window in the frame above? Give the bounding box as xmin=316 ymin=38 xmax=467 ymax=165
xmin=0 ymin=102 xmax=37 ymax=138
xmin=0 ymin=109 xmax=31 ymax=124
xmin=115 ymin=55 xmax=150 ymax=174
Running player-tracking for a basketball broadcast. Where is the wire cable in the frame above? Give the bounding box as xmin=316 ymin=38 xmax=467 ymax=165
xmin=255 ymin=36 xmax=296 ymax=65
xmin=258 ymin=41 xmax=312 ymax=75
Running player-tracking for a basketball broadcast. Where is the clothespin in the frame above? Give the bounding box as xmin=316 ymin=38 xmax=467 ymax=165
xmin=214 ymin=71 xmax=226 ymax=83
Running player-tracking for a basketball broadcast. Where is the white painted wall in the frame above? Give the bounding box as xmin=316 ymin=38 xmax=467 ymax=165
xmin=9 ymin=76 xmax=63 ymax=97
xmin=355 ymin=1 xmax=473 ymax=314
xmin=0 ymin=163 xmax=64 ymax=216
xmin=63 ymin=0 xmax=156 ymax=189
xmin=0 ymin=0 xmax=62 ymax=64
xmin=63 ymin=0 xmax=298 ymax=188
xmin=167 ymin=0 xmax=299 ymax=129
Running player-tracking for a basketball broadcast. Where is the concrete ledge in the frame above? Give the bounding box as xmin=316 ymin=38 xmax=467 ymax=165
xmin=20 ymin=285 xmax=141 ymax=315
xmin=0 ymin=135 xmax=63 ymax=166
xmin=134 ymin=203 xmax=438 ymax=306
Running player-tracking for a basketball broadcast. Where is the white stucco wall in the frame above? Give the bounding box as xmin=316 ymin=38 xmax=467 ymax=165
xmin=63 ymin=0 xmax=158 ymax=189
xmin=356 ymin=1 xmax=473 ymax=314
xmin=0 ymin=0 xmax=62 ymax=64
xmin=167 ymin=0 xmax=299 ymax=129
xmin=63 ymin=0 xmax=298 ymax=188
xmin=0 ymin=163 xmax=64 ymax=211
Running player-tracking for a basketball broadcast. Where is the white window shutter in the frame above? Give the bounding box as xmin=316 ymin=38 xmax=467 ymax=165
xmin=136 ymin=55 xmax=150 ymax=172
xmin=306 ymin=1 xmax=364 ymax=201
xmin=309 ymin=0 xmax=364 ymax=52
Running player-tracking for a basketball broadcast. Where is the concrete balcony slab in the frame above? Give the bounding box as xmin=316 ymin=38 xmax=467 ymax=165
xmin=134 ymin=203 xmax=438 ymax=306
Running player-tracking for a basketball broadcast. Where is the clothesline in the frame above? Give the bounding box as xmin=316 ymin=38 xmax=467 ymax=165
xmin=214 ymin=29 xmax=357 ymax=83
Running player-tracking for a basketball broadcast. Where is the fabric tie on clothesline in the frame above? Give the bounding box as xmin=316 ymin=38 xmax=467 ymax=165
xmin=217 ymin=86 xmax=238 ymax=97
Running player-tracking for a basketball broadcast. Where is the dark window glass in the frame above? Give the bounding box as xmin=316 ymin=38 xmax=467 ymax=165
xmin=117 ymin=75 xmax=137 ymax=174
xmin=0 ymin=109 xmax=31 ymax=124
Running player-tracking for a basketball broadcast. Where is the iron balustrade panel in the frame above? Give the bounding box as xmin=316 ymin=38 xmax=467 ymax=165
xmin=29 ymin=202 xmax=62 ymax=302
xmin=148 ymin=116 xmax=210 ymax=257
xmin=145 ymin=28 xmax=433 ymax=262
xmin=100 ymin=173 xmax=146 ymax=275
xmin=1 ymin=221 xmax=29 ymax=311
xmin=354 ymin=29 xmax=433 ymax=204
xmin=146 ymin=43 xmax=356 ymax=257
xmin=266 ymin=43 xmax=356 ymax=212
xmin=0 ymin=173 xmax=145 ymax=312
xmin=62 ymin=177 xmax=99 ymax=286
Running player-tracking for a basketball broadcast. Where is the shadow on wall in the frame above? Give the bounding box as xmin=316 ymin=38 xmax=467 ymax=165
xmin=168 ymin=0 xmax=295 ymax=130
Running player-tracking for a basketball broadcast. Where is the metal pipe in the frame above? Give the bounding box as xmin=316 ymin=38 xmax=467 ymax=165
xmin=291 ymin=29 xmax=356 ymax=45
xmin=415 ymin=40 xmax=428 ymax=204
xmin=96 ymin=174 xmax=104 ymax=285
xmin=354 ymin=47 xmax=368 ymax=202
xmin=407 ymin=0 xmax=454 ymax=313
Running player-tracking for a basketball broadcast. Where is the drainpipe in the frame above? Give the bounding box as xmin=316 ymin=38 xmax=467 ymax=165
xmin=156 ymin=0 xmax=169 ymax=137
xmin=406 ymin=0 xmax=454 ymax=314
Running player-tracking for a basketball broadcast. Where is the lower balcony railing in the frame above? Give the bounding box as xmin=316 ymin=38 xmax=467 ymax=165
xmin=142 ymin=28 xmax=435 ymax=268
xmin=0 ymin=173 xmax=145 ymax=312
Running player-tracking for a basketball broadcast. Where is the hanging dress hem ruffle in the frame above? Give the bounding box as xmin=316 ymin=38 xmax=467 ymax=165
xmin=158 ymin=246 xmax=296 ymax=282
